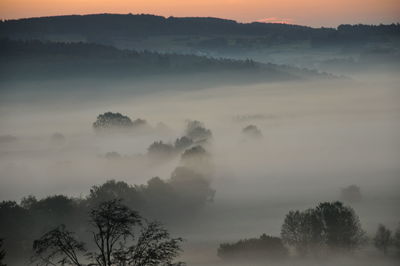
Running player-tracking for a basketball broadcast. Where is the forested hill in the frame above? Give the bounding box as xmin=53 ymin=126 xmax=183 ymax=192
xmin=0 ymin=39 xmax=324 ymax=82
xmin=1 ymin=14 xmax=399 ymax=44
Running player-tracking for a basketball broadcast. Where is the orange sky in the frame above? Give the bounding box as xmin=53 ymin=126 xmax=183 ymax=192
xmin=0 ymin=0 xmax=399 ymax=27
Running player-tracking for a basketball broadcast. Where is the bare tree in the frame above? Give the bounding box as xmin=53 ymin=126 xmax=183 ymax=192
xmin=115 ymin=221 xmax=184 ymax=266
xmin=88 ymin=199 xmax=141 ymax=266
xmin=32 ymin=200 xmax=184 ymax=266
xmin=32 ymin=225 xmax=85 ymax=266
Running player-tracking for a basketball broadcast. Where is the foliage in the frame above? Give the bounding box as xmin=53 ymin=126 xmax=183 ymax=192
xmin=174 ymin=137 xmax=193 ymax=151
xmin=0 ymin=201 xmax=33 ymax=255
xmin=147 ymin=141 xmax=176 ymax=159
xmin=373 ymin=224 xmax=392 ymax=255
xmin=184 ymin=121 xmax=212 ymax=143
xmin=93 ymin=112 xmax=134 ymax=130
xmin=0 ymin=175 xmax=213 ymax=259
xmin=218 ymin=234 xmax=288 ymax=260
xmin=0 ymin=39 xmax=260 ymax=82
xmin=170 ymin=167 xmax=215 ymax=206
xmin=281 ymin=201 xmax=366 ymax=256
xmin=280 ymin=209 xmax=324 ymax=256
xmin=181 ymin=146 xmax=207 ymax=159
xmin=179 ymin=146 xmax=214 ymax=177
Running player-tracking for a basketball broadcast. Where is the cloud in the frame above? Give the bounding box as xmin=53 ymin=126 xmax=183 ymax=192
xmin=256 ymin=17 xmax=294 ymax=24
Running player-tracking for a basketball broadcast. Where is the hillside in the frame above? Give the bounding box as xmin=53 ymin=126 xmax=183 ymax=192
xmin=0 ymin=39 xmax=328 ymax=83
xmin=1 ymin=14 xmax=399 ymax=49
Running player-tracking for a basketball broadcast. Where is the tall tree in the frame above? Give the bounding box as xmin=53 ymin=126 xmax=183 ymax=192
xmin=314 ymin=202 xmax=366 ymax=251
xmin=281 ymin=202 xmax=366 ymax=256
xmin=373 ymin=224 xmax=392 ymax=255
xmin=88 ymin=199 xmax=141 ymax=266
xmin=280 ymin=209 xmax=323 ymax=256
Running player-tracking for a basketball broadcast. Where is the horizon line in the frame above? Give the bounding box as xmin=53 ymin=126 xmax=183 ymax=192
xmin=1 ymin=12 xmax=399 ymax=29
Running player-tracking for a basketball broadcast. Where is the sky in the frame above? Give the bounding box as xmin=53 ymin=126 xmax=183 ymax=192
xmin=0 ymin=0 xmax=399 ymax=27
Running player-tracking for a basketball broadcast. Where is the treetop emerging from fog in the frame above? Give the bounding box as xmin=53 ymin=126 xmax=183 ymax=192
xmin=93 ymin=112 xmax=147 ymax=131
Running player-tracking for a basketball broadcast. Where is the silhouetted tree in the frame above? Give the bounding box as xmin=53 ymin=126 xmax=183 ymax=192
xmin=113 ymin=221 xmax=184 ymax=266
xmin=374 ymin=224 xmax=392 ymax=255
xmin=27 ymin=195 xmax=81 ymax=233
xmin=32 ymin=200 xmax=184 ymax=266
xmin=93 ymin=112 xmax=134 ymax=130
xmin=184 ymin=121 xmax=212 ymax=143
xmin=0 ymin=201 xmax=32 ymax=255
xmin=218 ymin=234 xmax=288 ymax=261
xmin=147 ymin=141 xmax=176 ymax=159
xmin=280 ymin=209 xmax=323 ymax=256
xmin=174 ymin=136 xmax=193 ymax=151
xmin=314 ymin=202 xmax=366 ymax=251
xmin=87 ymin=180 xmax=142 ymax=209
xmin=88 ymin=199 xmax=141 ymax=265
xmin=20 ymin=195 xmax=38 ymax=209
xmin=181 ymin=145 xmax=207 ymax=159
xmin=179 ymin=145 xmax=214 ymax=177
xmin=170 ymin=167 xmax=215 ymax=208
xmin=281 ymin=202 xmax=365 ymax=256
xmin=32 ymin=225 xmax=86 ymax=266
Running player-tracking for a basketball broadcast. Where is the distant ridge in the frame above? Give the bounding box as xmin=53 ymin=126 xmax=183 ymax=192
xmin=1 ymin=13 xmax=398 ymax=41
xmin=0 ymin=13 xmax=312 ymax=37
xmin=0 ymin=39 xmax=330 ymax=83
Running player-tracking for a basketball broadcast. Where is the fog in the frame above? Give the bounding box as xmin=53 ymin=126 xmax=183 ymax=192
xmin=1 ymin=69 xmax=399 ymax=264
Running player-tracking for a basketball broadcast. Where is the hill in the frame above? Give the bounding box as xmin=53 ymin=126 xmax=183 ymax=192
xmin=0 ymin=39 xmax=328 ymax=83
xmin=1 ymin=14 xmax=399 ymax=49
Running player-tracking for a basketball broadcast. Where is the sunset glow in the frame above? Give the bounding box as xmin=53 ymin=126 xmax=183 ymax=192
xmin=0 ymin=0 xmax=399 ymax=26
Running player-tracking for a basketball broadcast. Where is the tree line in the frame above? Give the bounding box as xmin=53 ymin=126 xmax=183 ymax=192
xmin=1 ymin=14 xmax=398 ymax=43
xmin=0 ymin=39 xmax=259 ymax=81
xmin=218 ymin=201 xmax=400 ymax=261
xmin=1 ymin=199 xmax=184 ymax=266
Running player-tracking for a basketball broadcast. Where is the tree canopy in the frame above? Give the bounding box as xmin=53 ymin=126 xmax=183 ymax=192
xmin=281 ymin=201 xmax=366 ymax=256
